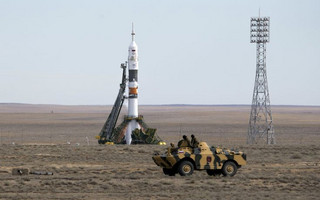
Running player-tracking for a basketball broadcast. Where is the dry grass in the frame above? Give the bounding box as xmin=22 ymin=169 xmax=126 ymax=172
xmin=0 ymin=144 xmax=319 ymax=200
xmin=0 ymin=104 xmax=320 ymax=199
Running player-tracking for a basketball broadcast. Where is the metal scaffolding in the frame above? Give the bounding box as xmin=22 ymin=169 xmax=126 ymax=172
xmin=98 ymin=63 xmax=127 ymax=144
xmin=248 ymin=16 xmax=275 ymax=144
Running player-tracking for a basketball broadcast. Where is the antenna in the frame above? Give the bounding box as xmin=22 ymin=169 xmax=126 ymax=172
xmin=131 ymin=22 xmax=135 ymax=41
xmin=179 ymin=123 xmax=182 ymax=140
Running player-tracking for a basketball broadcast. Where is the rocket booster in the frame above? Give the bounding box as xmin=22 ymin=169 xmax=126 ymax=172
xmin=125 ymin=24 xmax=140 ymax=144
xmin=128 ymin=25 xmax=139 ymax=117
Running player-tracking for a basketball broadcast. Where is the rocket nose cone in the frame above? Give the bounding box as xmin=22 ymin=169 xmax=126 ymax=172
xmin=129 ymin=41 xmax=137 ymax=49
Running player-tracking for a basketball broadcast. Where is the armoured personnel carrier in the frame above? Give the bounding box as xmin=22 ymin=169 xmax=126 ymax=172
xmin=152 ymin=142 xmax=246 ymax=176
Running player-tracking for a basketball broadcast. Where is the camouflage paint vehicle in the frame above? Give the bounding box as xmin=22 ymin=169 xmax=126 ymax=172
xmin=152 ymin=142 xmax=246 ymax=176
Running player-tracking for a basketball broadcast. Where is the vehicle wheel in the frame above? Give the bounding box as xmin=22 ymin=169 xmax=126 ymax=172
xmin=222 ymin=161 xmax=237 ymax=177
xmin=206 ymin=169 xmax=221 ymax=176
xmin=163 ymin=168 xmax=175 ymax=176
xmin=178 ymin=161 xmax=194 ymax=176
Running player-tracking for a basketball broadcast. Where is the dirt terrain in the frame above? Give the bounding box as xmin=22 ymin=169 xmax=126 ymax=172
xmin=0 ymin=104 xmax=319 ymax=199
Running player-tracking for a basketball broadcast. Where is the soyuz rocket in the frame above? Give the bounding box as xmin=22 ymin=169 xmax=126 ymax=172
xmin=125 ymin=25 xmax=140 ymax=144
xmin=97 ymin=24 xmax=162 ymax=145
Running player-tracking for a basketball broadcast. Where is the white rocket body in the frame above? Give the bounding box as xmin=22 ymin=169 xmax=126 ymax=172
xmin=125 ymin=26 xmax=140 ymax=145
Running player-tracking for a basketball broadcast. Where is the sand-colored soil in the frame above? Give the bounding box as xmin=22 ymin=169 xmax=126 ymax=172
xmin=0 ymin=104 xmax=319 ymax=199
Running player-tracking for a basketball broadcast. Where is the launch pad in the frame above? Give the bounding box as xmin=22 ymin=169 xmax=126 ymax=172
xmin=99 ymin=115 xmax=162 ymax=144
xmin=96 ymin=62 xmax=163 ymax=145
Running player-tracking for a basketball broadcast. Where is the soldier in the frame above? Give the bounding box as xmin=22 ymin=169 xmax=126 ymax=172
xmin=191 ymin=134 xmax=199 ymax=148
xmin=177 ymin=135 xmax=185 ymax=147
xmin=178 ymin=135 xmax=191 ymax=147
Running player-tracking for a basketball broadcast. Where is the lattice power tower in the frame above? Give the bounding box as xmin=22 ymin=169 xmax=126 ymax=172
xmin=248 ymin=16 xmax=275 ymax=144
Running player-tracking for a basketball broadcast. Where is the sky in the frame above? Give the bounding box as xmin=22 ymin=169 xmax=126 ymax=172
xmin=0 ymin=0 xmax=319 ymax=105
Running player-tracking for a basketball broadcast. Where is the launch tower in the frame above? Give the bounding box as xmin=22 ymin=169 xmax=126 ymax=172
xmin=248 ymin=16 xmax=275 ymax=144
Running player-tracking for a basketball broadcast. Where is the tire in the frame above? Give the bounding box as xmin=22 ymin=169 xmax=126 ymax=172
xmin=222 ymin=161 xmax=237 ymax=177
xmin=206 ymin=169 xmax=222 ymax=176
xmin=178 ymin=161 xmax=194 ymax=176
xmin=163 ymin=168 xmax=176 ymax=176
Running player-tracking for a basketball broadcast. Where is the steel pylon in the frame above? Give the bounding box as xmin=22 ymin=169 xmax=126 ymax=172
xmin=248 ymin=17 xmax=275 ymax=144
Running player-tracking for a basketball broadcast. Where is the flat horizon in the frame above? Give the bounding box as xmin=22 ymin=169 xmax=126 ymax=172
xmin=1 ymin=102 xmax=320 ymax=107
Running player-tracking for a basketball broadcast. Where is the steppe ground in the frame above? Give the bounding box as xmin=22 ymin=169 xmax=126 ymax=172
xmin=0 ymin=104 xmax=319 ymax=199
